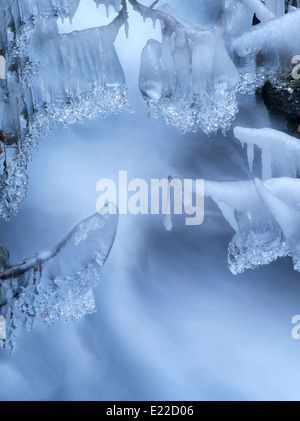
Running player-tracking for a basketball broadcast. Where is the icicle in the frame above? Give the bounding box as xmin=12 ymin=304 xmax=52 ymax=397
xmin=173 ymin=32 xmax=190 ymax=98
xmin=261 ymin=144 xmax=272 ymax=180
xmin=161 ymin=27 xmax=175 ymax=93
xmin=247 ymin=143 xmax=254 ymax=173
xmin=163 ymin=176 xmax=173 ymax=232
xmin=0 ymin=316 xmax=6 ymax=341
xmin=163 ymin=214 xmax=173 ymax=231
xmin=139 ymin=40 xmax=164 ymax=101
xmin=234 ymin=126 xmax=300 ymax=179
xmin=125 ymin=20 xmax=129 ymax=38
xmin=265 ymin=0 xmax=285 ymax=17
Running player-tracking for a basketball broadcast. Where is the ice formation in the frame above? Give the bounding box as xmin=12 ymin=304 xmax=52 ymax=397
xmin=137 ymin=0 xmax=240 ymax=135
xmin=201 ymin=177 xmax=300 ymax=275
xmin=21 ymin=0 xmax=82 ymax=23
xmin=136 ymin=0 xmax=300 ymax=132
xmin=0 ymin=0 xmax=129 ymax=220
xmin=231 ymin=8 xmax=300 ymax=60
xmin=0 ymin=209 xmax=119 ymax=351
xmin=94 ymin=0 xmax=122 ymax=16
xmin=234 ymin=126 xmax=300 ymax=179
xmin=165 ymin=120 xmax=300 ymax=275
xmin=1 ymin=0 xmax=300 ymax=220
xmin=161 ymin=122 xmax=300 ymax=275
xmin=0 ymin=0 xmax=300 ymax=320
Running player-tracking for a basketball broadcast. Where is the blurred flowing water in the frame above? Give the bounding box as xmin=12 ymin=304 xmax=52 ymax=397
xmin=0 ymin=0 xmax=300 ymax=401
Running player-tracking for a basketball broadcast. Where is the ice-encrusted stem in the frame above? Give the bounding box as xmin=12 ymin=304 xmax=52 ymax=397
xmin=128 ymin=0 xmax=216 ymax=41
xmin=234 ymin=126 xmax=300 ymax=179
xmin=243 ymin=0 xmax=276 ymax=22
xmin=0 ymin=150 xmax=26 ymax=185
xmin=0 ymin=204 xmax=117 ymax=281
xmin=94 ymin=0 xmax=122 ymax=17
xmin=106 ymin=0 xmax=129 ymax=39
xmin=134 ymin=0 xmax=240 ymax=134
xmin=231 ymin=8 xmax=300 ymax=57
xmin=0 ymin=205 xmax=119 ymax=350
xmin=19 ymin=0 xmax=82 ymax=22
xmin=0 ymin=0 xmax=130 ymax=221
xmin=253 ymin=178 xmax=300 ymax=244
xmin=176 ymin=176 xmax=300 ymax=274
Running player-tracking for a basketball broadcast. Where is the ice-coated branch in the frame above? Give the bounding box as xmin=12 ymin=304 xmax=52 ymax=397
xmin=231 ymin=7 xmax=300 ymax=58
xmin=1 ymin=0 xmax=300 ymax=224
xmin=0 ymin=150 xmax=26 ymax=185
xmin=0 ymin=0 xmax=130 ymax=220
xmin=204 ymin=177 xmax=300 ymax=274
xmin=106 ymin=0 xmax=129 ymax=39
xmin=128 ymin=0 xmax=215 ymax=41
xmin=234 ymin=126 xmax=300 ymax=179
xmin=94 ymin=0 xmax=122 ymax=17
xmin=0 ymin=207 xmax=119 ymax=350
xmin=243 ymin=0 xmax=276 ymax=22
xmin=134 ymin=0 xmax=240 ymax=134
xmin=20 ymin=0 xmax=82 ymax=23
xmin=164 ymin=174 xmax=300 ymax=275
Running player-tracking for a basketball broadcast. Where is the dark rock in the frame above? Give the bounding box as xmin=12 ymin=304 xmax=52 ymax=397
xmin=252 ymin=13 xmax=260 ymax=26
xmin=261 ymin=79 xmax=300 ymax=131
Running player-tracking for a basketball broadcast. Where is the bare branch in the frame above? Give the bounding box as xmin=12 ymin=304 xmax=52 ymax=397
xmin=127 ymin=0 xmax=207 ymax=40
xmin=0 ymin=209 xmax=117 ymax=281
xmin=149 ymin=0 xmax=159 ymax=9
xmin=0 ymin=150 xmax=26 ymax=185
xmin=107 ymin=0 xmax=129 ymax=38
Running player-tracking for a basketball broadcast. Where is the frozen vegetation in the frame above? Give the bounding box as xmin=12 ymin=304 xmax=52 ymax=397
xmin=205 ymin=177 xmax=300 ymax=275
xmin=0 ymin=0 xmax=129 ymax=220
xmin=1 ymin=0 xmax=299 ymax=219
xmin=1 ymin=0 xmax=300 ymax=349
xmin=0 ymin=208 xmax=118 ymax=350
